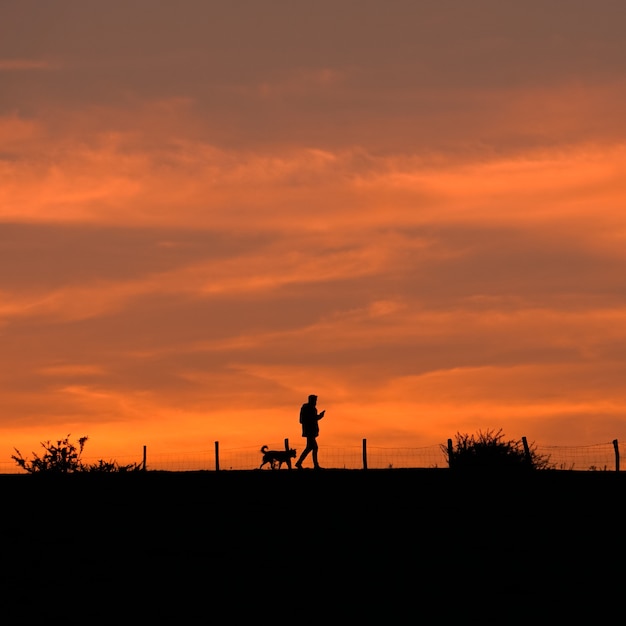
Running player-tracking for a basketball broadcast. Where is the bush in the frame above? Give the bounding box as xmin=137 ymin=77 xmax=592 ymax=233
xmin=82 ymin=459 xmax=143 ymax=473
xmin=11 ymin=434 xmax=143 ymax=473
xmin=442 ymin=428 xmax=553 ymax=472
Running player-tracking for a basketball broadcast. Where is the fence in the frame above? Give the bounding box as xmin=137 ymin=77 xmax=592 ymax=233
xmin=0 ymin=437 xmax=623 ymax=473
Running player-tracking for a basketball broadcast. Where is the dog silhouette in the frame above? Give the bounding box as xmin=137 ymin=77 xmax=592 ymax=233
xmin=259 ymin=445 xmax=296 ymax=470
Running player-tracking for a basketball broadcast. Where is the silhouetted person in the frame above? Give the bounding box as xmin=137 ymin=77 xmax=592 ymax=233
xmin=295 ymin=394 xmax=326 ymax=470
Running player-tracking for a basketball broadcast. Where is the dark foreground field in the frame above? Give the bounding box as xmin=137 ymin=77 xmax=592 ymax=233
xmin=2 ymin=468 xmax=625 ymax=622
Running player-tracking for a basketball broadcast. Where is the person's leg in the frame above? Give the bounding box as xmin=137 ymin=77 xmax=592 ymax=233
xmin=296 ymin=440 xmax=311 ymax=468
xmin=311 ymin=439 xmax=320 ymax=468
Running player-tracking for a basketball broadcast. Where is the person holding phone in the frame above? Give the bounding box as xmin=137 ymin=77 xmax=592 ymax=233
xmin=295 ymin=394 xmax=326 ymax=470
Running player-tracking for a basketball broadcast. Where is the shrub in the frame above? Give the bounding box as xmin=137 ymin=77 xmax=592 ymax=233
xmin=11 ymin=434 xmax=143 ymax=473
xmin=442 ymin=428 xmax=553 ymax=472
xmin=81 ymin=459 xmax=143 ymax=473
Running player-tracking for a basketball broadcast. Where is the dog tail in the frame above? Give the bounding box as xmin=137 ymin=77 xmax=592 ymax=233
xmin=261 ymin=445 xmax=268 ymax=453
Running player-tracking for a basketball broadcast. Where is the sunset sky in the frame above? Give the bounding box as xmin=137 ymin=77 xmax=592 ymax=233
xmin=2 ymin=1 xmax=626 ymax=466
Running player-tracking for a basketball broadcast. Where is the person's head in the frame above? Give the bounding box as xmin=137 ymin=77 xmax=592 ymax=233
xmin=308 ymin=394 xmax=317 ymax=404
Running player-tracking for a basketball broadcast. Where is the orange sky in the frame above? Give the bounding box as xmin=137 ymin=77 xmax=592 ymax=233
xmin=2 ymin=1 xmax=626 ymax=467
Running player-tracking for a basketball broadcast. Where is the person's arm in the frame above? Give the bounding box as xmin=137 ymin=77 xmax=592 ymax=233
xmin=318 ymin=410 xmax=325 ymax=419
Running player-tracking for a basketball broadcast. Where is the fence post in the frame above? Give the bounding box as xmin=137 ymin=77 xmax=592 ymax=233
xmin=362 ymin=438 xmax=368 ymax=470
xmin=522 ymin=436 xmax=532 ymax=467
xmin=142 ymin=445 xmax=147 ymax=471
xmin=215 ymin=441 xmax=220 ymax=472
xmin=284 ymin=438 xmax=289 ymax=452
xmin=447 ymin=438 xmax=454 ymax=469
xmin=613 ymin=439 xmax=619 ymax=472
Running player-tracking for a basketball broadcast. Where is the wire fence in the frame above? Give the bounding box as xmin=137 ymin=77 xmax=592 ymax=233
xmin=0 ymin=438 xmax=623 ymax=473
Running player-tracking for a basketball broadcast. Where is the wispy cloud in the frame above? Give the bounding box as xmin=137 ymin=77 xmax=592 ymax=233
xmin=0 ymin=58 xmax=60 ymax=71
xmin=3 ymin=111 xmax=626 ymax=232
xmin=2 ymin=2 xmax=626 ymax=464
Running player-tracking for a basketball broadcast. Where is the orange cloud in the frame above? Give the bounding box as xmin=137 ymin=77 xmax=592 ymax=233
xmin=3 ymin=106 xmax=626 ymax=235
xmin=3 ymin=60 xmax=626 ymax=469
xmin=0 ymin=58 xmax=59 ymax=70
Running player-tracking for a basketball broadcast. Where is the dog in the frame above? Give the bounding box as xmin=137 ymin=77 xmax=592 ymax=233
xmin=259 ymin=445 xmax=297 ymax=470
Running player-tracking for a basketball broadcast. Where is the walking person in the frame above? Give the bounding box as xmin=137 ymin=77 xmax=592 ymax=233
xmin=295 ymin=394 xmax=326 ymax=470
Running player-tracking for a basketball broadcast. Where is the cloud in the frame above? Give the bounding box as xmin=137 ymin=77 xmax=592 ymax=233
xmin=38 ymin=364 xmax=106 ymax=377
xmin=3 ymin=1 xmax=626 ymax=462
xmin=0 ymin=58 xmax=59 ymax=71
xmin=3 ymin=97 xmax=626 ymax=234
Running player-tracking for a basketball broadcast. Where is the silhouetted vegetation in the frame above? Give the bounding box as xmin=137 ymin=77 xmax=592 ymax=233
xmin=11 ymin=434 xmax=143 ymax=473
xmin=442 ymin=428 xmax=554 ymax=471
